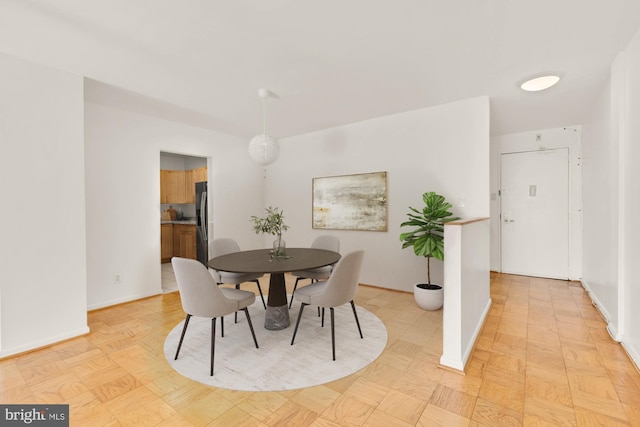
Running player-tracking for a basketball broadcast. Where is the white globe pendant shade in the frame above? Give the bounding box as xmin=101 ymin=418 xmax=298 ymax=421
xmin=248 ymin=88 xmax=280 ymax=165
xmin=248 ymin=133 xmax=279 ymax=165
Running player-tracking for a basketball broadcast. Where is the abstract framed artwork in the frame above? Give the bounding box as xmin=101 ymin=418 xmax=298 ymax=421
xmin=312 ymin=171 xmax=388 ymax=231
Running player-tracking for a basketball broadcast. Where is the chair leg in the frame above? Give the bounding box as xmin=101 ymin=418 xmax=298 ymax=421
xmin=321 ymin=307 xmax=325 ymax=327
xmin=221 ymin=316 xmax=224 ymax=338
xmin=174 ymin=314 xmax=191 ymax=360
xmin=211 ymin=317 xmax=217 ymax=376
xmin=290 ymin=303 xmax=308 ymax=345
xmin=350 ymin=300 xmax=363 ymax=339
xmin=254 ymin=279 xmax=266 ymax=309
xmin=234 ymin=284 xmax=240 ymax=323
xmin=330 ymin=307 xmax=336 ymax=361
xmin=289 ymin=277 xmax=302 ymax=308
xmin=243 ymin=308 xmax=259 ymax=349
xmin=316 ymin=281 xmax=321 ymax=317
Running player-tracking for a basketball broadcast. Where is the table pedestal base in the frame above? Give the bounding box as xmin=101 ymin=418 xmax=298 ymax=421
xmin=264 ymin=272 xmax=291 ymax=330
xmin=264 ymin=305 xmax=290 ymax=330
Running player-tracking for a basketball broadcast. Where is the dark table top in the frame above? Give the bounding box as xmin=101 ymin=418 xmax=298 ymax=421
xmin=208 ymin=248 xmax=341 ymax=274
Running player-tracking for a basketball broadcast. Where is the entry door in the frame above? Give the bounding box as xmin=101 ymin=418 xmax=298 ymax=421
xmin=500 ymin=148 xmax=569 ymax=279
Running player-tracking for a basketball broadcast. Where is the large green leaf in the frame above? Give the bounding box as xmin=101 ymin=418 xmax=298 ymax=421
xmin=399 ymin=191 xmax=459 ymax=282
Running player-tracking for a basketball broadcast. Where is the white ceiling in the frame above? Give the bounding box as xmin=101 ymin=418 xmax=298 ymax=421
xmin=2 ymin=0 xmax=639 ymax=138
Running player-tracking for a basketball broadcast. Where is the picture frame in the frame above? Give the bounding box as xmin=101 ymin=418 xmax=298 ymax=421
xmin=312 ymin=171 xmax=388 ymax=231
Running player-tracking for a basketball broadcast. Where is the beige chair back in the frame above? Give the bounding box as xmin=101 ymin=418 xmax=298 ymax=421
xmin=311 ymin=235 xmax=340 ymax=253
xmin=172 ymin=257 xmax=238 ymax=318
xmin=209 ymin=238 xmax=242 ymax=283
xmin=211 ymin=238 xmax=241 ymax=257
xmin=311 ymin=249 xmax=364 ymax=307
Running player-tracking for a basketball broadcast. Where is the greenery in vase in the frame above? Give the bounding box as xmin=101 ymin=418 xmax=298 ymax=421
xmin=251 ymin=206 xmax=289 ymax=239
xmin=399 ymin=192 xmax=459 ymax=287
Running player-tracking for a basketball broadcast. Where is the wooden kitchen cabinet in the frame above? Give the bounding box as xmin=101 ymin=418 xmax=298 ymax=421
xmin=160 ymin=167 xmax=207 ymax=204
xmin=192 ymin=167 xmax=207 ymax=184
xmin=161 ymin=224 xmax=173 ymax=263
xmin=173 ymin=224 xmax=197 ymax=260
xmin=185 ymin=167 xmax=208 ymax=203
xmin=185 ymin=170 xmax=196 ymax=203
xmin=166 ymin=170 xmax=187 ymax=203
xmin=160 ymin=170 xmax=168 ymax=204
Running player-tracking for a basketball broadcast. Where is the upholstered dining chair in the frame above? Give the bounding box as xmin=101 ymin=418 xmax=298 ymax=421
xmin=290 ymin=249 xmax=365 ymax=360
xmin=288 ymin=235 xmax=340 ymax=308
xmin=210 ymin=238 xmax=266 ymax=310
xmin=172 ymin=257 xmax=259 ymax=376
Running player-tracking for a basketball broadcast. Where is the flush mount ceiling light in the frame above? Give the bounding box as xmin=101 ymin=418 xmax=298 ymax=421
xmin=248 ymin=88 xmax=279 ymax=165
xmin=520 ymin=75 xmax=560 ymax=92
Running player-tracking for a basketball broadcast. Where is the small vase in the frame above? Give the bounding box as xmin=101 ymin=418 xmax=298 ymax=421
xmin=272 ymin=236 xmax=286 ymax=258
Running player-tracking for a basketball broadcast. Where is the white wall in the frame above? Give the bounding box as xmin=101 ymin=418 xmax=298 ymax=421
xmin=264 ymin=97 xmax=490 ymax=291
xmin=619 ymin=27 xmax=640 ymax=365
xmin=84 ymin=102 xmax=264 ymax=309
xmin=580 ymin=25 xmax=640 ymax=367
xmin=441 ymin=218 xmax=491 ymax=371
xmin=581 ymin=79 xmax=618 ymax=330
xmin=0 ymin=53 xmax=89 ymax=357
xmin=490 ymin=127 xmax=583 ymax=280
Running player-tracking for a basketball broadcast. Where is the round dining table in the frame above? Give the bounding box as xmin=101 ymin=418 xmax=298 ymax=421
xmin=208 ymin=248 xmax=341 ymax=330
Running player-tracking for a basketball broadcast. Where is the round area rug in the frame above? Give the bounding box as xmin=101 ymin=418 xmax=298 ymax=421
xmin=164 ymin=299 xmax=388 ymax=391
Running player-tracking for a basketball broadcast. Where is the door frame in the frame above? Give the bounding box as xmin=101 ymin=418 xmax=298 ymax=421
xmin=490 ymin=127 xmax=582 ymax=280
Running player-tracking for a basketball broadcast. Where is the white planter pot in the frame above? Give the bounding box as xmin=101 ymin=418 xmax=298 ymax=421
xmin=413 ymin=283 xmax=443 ymax=311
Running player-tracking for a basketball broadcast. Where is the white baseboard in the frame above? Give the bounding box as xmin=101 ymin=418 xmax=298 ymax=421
xmin=439 ymin=298 xmax=493 ymax=372
xmin=580 ymin=279 xmax=611 ymax=321
xmin=580 ymin=279 xmax=622 ymax=340
xmin=439 ymin=355 xmax=465 ymax=372
xmin=462 ymin=298 xmax=493 ymax=367
xmin=0 ymin=326 xmax=90 ymax=359
xmin=580 ymin=280 xmax=639 ymax=368
xmin=87 ymin=290 xmax=162 ymax=311
xmin=607 ymin=323 xmax=622 ymax=342
xmin=621 ymin=340 xmax=640 ymax=372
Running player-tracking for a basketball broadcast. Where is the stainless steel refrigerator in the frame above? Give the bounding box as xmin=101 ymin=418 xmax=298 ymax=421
xmin=195 ymin=181 xmax=208 ymax=265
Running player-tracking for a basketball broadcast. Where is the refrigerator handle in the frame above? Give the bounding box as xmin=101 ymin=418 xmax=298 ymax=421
xmin=200 ymin=191 xmax=208 ymax=241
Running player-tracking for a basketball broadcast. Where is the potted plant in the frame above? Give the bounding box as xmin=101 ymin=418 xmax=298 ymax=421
xmin=251 ymin=206 xmax=290 ymax=257
xmin=399 ymin=192 xmax=459 ymax=310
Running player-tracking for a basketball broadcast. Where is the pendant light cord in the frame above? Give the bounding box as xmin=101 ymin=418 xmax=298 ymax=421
xmin=262 ymin=97 xmax=266 ymax=134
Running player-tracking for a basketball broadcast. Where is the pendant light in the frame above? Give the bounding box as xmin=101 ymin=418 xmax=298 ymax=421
xmin=248 ymin=88 xmax=279 ymax=165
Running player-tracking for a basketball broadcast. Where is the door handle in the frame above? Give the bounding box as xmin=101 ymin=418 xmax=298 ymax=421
xmin=503 ymin=219 xmax=515 ymax=223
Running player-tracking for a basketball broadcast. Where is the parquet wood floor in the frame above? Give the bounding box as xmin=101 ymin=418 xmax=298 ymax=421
xmin=1 ymin=272 xmax=640 ymax=426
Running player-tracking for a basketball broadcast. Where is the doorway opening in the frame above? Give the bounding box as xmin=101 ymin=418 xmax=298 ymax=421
xmin=160 ymin=151 xmax=209 ymax=293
